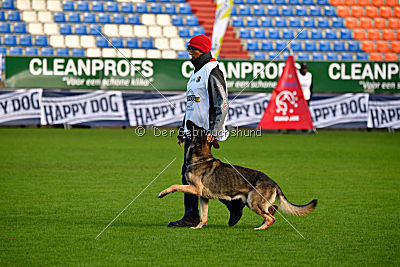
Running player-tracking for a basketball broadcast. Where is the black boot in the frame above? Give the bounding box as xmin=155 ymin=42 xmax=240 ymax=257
xmin=220 ymin=199 xmax=246 ymax=226
xmin=168 ymin=190 xmax=200 ymax=227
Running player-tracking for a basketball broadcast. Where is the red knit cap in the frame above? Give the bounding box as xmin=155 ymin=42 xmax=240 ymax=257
xmin=188 ymin=34 xmax=212 ymax=53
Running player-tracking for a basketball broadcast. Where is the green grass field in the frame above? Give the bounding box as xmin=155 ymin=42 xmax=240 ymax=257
xmin=0 ymin=128 xmax=399 ymax=266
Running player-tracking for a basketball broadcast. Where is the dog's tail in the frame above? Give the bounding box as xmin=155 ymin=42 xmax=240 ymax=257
xmin=276 ymin=187 xmax=317 ymax=216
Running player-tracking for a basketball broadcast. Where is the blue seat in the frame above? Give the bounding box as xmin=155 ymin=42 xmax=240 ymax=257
xmin=10 ymin=47 xmax=22 ymax=55
xmin=332 ymin=18 xmax=344 ymax=28
xmin=121 ymin=2 xmax=134 ymax=13
xmin=127 ymin=14 xmax=140 ymax=24
xmin=92 ymin=1 xmax=104 ymax=12
xmin=247 ymin=17 xmax=258 ymax=27
xmin=141 ymin=38 xmax=154 ymax=49
xmin=98 ymin=13 xmax=111 ymax=24
xmin=35 ymin=35 xmax=48 ymax=46
xmin=41 ymin=47 xmax=54 ymax=56
xmin=113 ymin=14 xmax=125 ymax=24
xmin=311 ymin=29 xmax=322 ymax=39
xmin=96 ymin=37 xmax=109 ymax=48
xmin=25 ymin=47 xmax=38 ymax=56
xmin=254 ymin=28 xmax=266 ymax=39
xmin=312 ymin=52 xmax=324 ymax=60
xmin=239 ymin=5 xmax=251 ymax=15
xmin=296 ymin=6 xmax=308 ymax=16
xmin=317 ymin=0 xmax=329 ymax=4
xmin=288 ymin=0 xmax=300 ymax=4
xmin=54 ymin=12 xmax=66 ymax=23
xmin=72 ymin=48 xmax=85 ymax=56
xmin=0 ymin=22 xmax=11 ymax=33
xmin=89 ymin=25 xmax=101 ymax=35
xmin=193 ymin=27 xmax=205 ymax=36
xmin=275 ymin=17 xmax=286 ymax=27
xmin=178 ymin=27 xmax=190 ymax=38
xmin=275 ymin=0 xmax=285 ymax=4
xmin=234 ymin=0 xmax=244 ymax=3
xmin=77 ymin=1 xmax=89 ymax=12
xmin=297 ymin=29 xmax=308 ymax=39
xmin=341 ymin=53 xmax=353 ymax=60
xmin=340 ymin=29 xmax=352 ymax=40
xmin=172 ymin=15 xmax=183 ymax=26
xmin=268 ymin=6 xmax=279 ymax=16
xmin=232 ymin=17 xmax=244 ymax=27
xmin=2 ymin=0 xmax=15 ymax=9
xmin=19 ymin=35 xmax=32 ymax=46
xmin=297 ymin=52 xmax=309 ymax=60
xmin=318 ymin=18 xmax=330 ymax=28
xmin=57 ymin=48 xmax=70 ymax=56
xmin=260 ymin=0 xmax=272 ymax=3
xmin=159 ymin=0 xmax=171 ymax=2
xmin=107 ymin=2 xmax=119 ymax=12
xmin=282 ymin=29 xmax=294 ymax=39
xmin=261 ymin=40 xmax=273 ymax=51
xmin=281 ymin=6 xmax=293 ymax=16
xmin=333 ymin=41 xmax=345 ymax=51
xmin=247 ymin=0 xmax=259 ymax=3
xmin=325 ymin=29 xmax=337 ymax=39
xmin=14 ymin=23 xmax=26 ymax=33
xmin=150 ymin=3 xmax=162 ymax=14
xmin=261 ymin=17 xmax=272 ymax=27
xmin=230 ymin=6 xmax=237 ymax=15
xmin=291 ymin=41 xmax=302 ymax=51
xmin=136 ymin=3 xmax=148 ymax=13
xmin=164 ymin=4 xmax=177 ymax=14
xmin=253 ymin=5 xmax=265 ymax=16
xmin=75 ymin=24 xmax=87 ymax=35
xmin=303 ymin=0 xmax=314 ymax=4
xmin=186 ymin=15 xmax=199 ymax=26
xmin=62 ymin=1 xmax=74 ymax=11
xmin=177 ymin=51 xmax=189 ymax=59
xmin=324 ymin=6 xmax=336 ymax=16
xmin=240 ymin=28 xmax=251 ymax=38
xmin=268 ymin=52 xmax=281 ymax=60
xmin=8 ymin=11 xmax=21 ymax=21
xmin=356 ymin=53 xmax=368 ymax=60
xmin=0 ymin=11 xmax=5 ymax=21
xmin=348 ymin=41 xmax=361 ymax=52
xmin=69 ymin=12 xmax=81 ymax=23
xmin=303 ymin=18 xmax=315 ymax=28
xmin=319 ymin=41 xmax=331 ymax=51
xmin=111 ymin=37 xmax=123 ymax=48
xmin=268 ymin=29 xmax=280 ymax=39
xmin=60 ymin=24 xmax=72 ymax=34
xmin=254 ymin=52 xmax=266 ymax=60
xmin=83 ymin=12 xmax=95 ymax=23
xmin=179 ymin=4 xmax=192 ymax=14
xmin=305 ymin=40 xmax=317 ymax=51
xmin=275 ymin=41 xmax=287 ymax=51
xmin=326 ymin=52 xmax=339 ymax=60
xmin=289 ymin=17 xmax=301 ymax=27
xmin=247 ymin=40 xmax=259 ymax=51
xmin=126 ymin=37 xmax=138 ymax=48
xmin=309 ymin=6 xmax=322 ymax=16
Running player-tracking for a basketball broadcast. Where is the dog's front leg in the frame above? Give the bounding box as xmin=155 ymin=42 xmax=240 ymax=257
xmin=191 ymin=197 xmax=209 ymax=229
xmin=158 ymin=184 xmax=201 ymax=198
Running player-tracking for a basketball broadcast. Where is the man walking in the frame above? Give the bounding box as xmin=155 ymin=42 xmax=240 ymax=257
xmin=297 ymin=62 xmax=313 ymax=106
xmin=168 ymin=34 xmax=245 ymax=227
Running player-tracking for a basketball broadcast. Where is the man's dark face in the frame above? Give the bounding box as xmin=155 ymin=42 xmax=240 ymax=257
xmin=300 ymin=67 xmax=308 ymax=75
xmin=187 ymin=46 xmax=203 ymax=60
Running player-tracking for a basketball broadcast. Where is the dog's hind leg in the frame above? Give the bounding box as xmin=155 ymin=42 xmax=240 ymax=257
xmin=191 ymin=197 xmax=209 ymax=229
xmin=247 ymin=188 xmax=277 ymax=230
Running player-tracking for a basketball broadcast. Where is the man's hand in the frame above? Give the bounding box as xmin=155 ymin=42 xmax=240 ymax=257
xmin=206 ymin=134 xmax=216 ymax=143
xmin=177 ymin=137 xmax=184 ymax=147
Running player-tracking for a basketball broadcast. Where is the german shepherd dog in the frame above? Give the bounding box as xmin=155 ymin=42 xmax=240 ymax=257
xmin=159 ymin=130 xmax=317 ymax=230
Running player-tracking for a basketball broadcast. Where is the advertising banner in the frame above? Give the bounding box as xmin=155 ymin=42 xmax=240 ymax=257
xmin=5 ymin=57 xmax=400 ymax=93
xmin=367 ymin=97 xmax=400 ymax=129
xmin=211 ymin=0 xmax=233 ymax=59
xmin=0 ymin=89 xmax=42 ymax=124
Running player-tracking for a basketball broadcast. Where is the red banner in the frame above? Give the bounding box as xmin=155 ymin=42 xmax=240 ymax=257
xmin=258 ymin=56 xmax=314 ymax=130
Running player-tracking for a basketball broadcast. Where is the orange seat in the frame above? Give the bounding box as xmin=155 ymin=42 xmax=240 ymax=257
xmin=358 ymin=0 xmax=370 ymax=6
xmin=362 ymin=40 xmax=375 ymax=52
xmin=371 ymin=0 xmax=384 ymax=6
xmin=374 ymin=18 xmax=387 ymax=29
xmin=397 ymin=30 xmax=400 ymax=40
xmin=368 ymin=29 xmax=381 ymax=40
xmin=370 ymin=53 xmax=383 ymax=61
xmin=344 ymin=0 xmax=356 ymax=5
xmin=360 ymin=17 xmax=373 ymax=28
xmin=388 ymin=18 xmax=400 ymax=29
xmin=354 ymin=29 xmax=367 ymax=40
xmin=377 ymin=41 xmax=390 ymax=52
xmin=345 ymin=17 xmax=358 ymax=28
xmin=366 ymin=6 xmax=379 ymax=17
xmin=337 ymin=6 xmax=350 ymax=17
xmin=384 ymin=53 xmax=398 ymax=61
xmin=394 ymin=7 xmax=400 ymax=18
xmin=392 ymin=41 xmax=400 ymax=52
xmin=383 ymin=29 xmax=395 ymax=40
xmin=380 ymin=7 xmax=393 ymax=18
xmin=352 ymin=6 xmax=364 ymax=17
xmin=329 ymin=0 xmax=342 ymax=5
xmin=386 ymin=0 xmax=398 ymax=7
